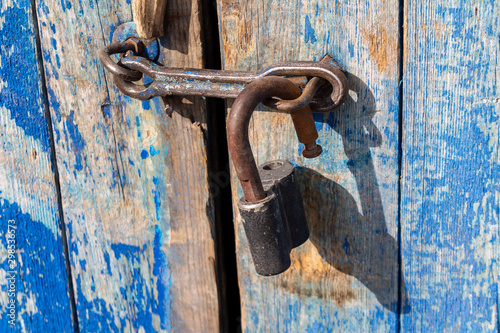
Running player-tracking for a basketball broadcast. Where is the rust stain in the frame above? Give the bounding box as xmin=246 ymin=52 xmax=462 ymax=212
xmin=435 ymin=21 xmax=448 ymax=39
xmin=279 ymin=242 xmax=356 ymax=306
xmin=222 ymin=19 xmax=254 ymax=66
xmin=218 ymin=0 xmax=257 ymax=69
xmin=219 ymin=0 xmax=240 ymax=65
xmin=219 ymin=0 xmax=240 ymax=15
xmin=222 ymin=40 xmax=233 ymax=65
xmin=336 ymin=0 xmax=342 ymax=12
xmin=360 ymin=24 xmax=397 ymax=74
xmin=237 ymin=21 xmax=252 ymax=51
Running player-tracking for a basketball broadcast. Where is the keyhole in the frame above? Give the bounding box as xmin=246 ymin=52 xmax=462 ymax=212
xmin=263 ymin=161 xmax=284 ymax=170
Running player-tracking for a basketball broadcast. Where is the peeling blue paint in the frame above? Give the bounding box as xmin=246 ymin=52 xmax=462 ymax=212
xmin=102 ymin=104 xmax=112 ymax=119
xmin=306 ymin=321 xmax=325 ymax=333
xmin=152 ymin=177 xmax=161 ymax=221
xmin=136 ymin=116 xmax=141 ymax=138
xmin=111 ymin=243 xmax=141 ymax=260
xmin=297 ymin=142 xmax=304 ymax=156
xmin=342 ymin=237 xmax=350 ymax=254
xmin=304 ymin=15 xmax=317 ymax=43
xmin=74 ymin=235 xmax=171 ymax=332
xmin=47 ymin=87 xmax=61 ymax=122
xmin=103 ymin=252 xmax=111 ymax=274
xmin=348 ymin=42 xmax=355 ymax=57
xmin=149 ymin=145 xmax=159 ymax=156
xmin=38 ymin=1 xmax=49 ymax=15
xmin=0 ymin=199 xmax=73 ymax=331
xmin=65 ymin=110 xmax=86 ymax=171
xmin=152 ymin=225 xmax=172 ymax=330
xmin=50 ymin=37 xmax=57 ymax=50
xmin=73 ymin=273 xmax=121 ymax=333
xmin=0 ymin=4 xmax=52 ymax=152
xmin=401 ymin=1 xmax=500 ymax=331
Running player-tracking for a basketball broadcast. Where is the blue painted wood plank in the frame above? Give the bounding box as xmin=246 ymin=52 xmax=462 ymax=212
xmin=0 ymin=0 xmax=74 ymax=331
xmin=402 ymin=0 xmax=499 ymax=331
xmin=218 ymin=0 xmax=403 ymax=331
xmin=33 ymin=0 xmax=221 ymax=331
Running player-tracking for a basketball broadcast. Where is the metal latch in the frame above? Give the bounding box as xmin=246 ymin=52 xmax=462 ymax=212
xmin=99 ymin=37 xmax=348 ymax=113
xmin=99 ymin=32 xmax=349 ymax=275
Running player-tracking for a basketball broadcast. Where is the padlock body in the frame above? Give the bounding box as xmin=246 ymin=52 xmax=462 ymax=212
xmin=259 ymin=160 xmax=309 ymax=247
xmin=238 ymin=191 xmax=292 ymax=276
xmin=238 ymin=160 xmax=309 ymax=276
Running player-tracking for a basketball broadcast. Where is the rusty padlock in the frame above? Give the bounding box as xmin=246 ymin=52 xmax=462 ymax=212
xmin=227 ymin=76 xmax=321 ymax=276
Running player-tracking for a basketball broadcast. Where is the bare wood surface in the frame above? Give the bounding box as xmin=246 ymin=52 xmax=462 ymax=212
xmin=133 ymin=0 xmax=168 ymax=38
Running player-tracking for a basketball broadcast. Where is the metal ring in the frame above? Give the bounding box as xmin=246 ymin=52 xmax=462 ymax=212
xmin=113 ymin=75 xmax=152 ymax=100
xmin=257 ymin=60 xmax=348 ymax=112
xmin=99 ymin=40 xmax=144 ymax=82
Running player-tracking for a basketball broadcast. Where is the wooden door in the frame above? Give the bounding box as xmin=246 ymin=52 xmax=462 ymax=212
xmin=1 ymin=0 xmax=498 ymax=332
xmin=218 ymin=0 xmax=402 ymax=331
xmin=401 ymin=1 xmax=498 ymax=331
xmin=217 ymin=0 xmax=499 ymax=332
xmin=1 ymin=0 xmax=223 ymax=331
xmin=0 ymin=0 xmax=74 ymax=331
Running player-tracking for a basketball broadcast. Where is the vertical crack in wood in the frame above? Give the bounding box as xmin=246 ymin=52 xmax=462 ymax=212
xmin=201 ymin=0 xmax=242 ymax=331
xmin=397 ymin=0 xmax=405 ymax=330
xmin=29 ymin=0 xmax=80 ymax=331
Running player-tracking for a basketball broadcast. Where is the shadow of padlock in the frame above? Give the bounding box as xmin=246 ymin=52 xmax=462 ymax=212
xmin=227 ymin=76 xmax=323 ymax=276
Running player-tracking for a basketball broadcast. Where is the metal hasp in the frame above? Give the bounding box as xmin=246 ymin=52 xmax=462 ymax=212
xmin=227 ymin=77 xmax=323 ymax=276
xmin=99 ymin=38 xmax=348 ymax=113
xmin=99 ymin=34 xmax=350 ymax=276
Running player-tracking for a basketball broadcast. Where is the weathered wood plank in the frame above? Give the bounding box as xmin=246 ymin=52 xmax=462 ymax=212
xmin=34 ymin=0 xmax=220 ymax=331
xmin=218 ymin=0 xmax=402 ymax=331
xmin=0 ymin=0 xmax=74 ymax=331
xmin=401 ymin=0 xmax=499 ymax=331
xmin=132 ymin=0 xmax=168 ymax=38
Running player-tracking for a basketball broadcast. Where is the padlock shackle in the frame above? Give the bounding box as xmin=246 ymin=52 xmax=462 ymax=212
xmin=227 ymin=76 xmax=318 ymax=202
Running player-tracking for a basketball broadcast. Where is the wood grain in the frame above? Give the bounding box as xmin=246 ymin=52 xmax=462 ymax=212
xmin=0 ymin=0 xmax=74 ymax=331
xmin=132 ymin=0 xmax=168 ymax=38
xmin=401 ymin=0 xmax=499 ymax=331
xmin=33 ymin=0 xmax=220 ymax=331
xmin=218 ymin=0 xmax=403 ymax=331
